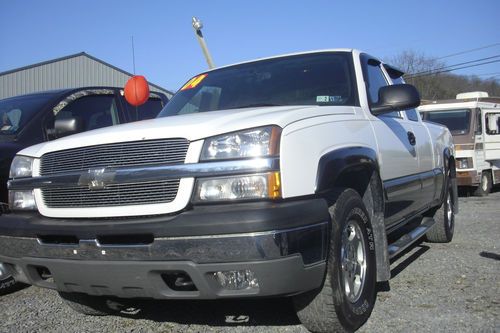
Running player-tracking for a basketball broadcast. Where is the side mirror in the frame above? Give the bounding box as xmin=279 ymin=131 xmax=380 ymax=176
xmin=371 ymin=84 xmax=421 ymax=115
xmin=54 ymin=117 xmax=84 ymax=138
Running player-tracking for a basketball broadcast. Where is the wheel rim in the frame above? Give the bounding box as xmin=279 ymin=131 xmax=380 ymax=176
xmin=482 ymin=174 xmax=488 ymax=191
xmin=340 ymin=219 xmax=367 ymax=303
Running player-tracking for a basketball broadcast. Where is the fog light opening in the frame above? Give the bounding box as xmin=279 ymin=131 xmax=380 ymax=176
xmin=162 ymin=271 xmax=198 ymax=291
xmin=214 ymin=270 xmax=259 ymax=291
xmin=34 ymin=266 xmax=53 ymax=282
xmin=8 ymin=190 xmax=37 ymax=211
xmin=0 ymin=262 xmax=12 ymax=279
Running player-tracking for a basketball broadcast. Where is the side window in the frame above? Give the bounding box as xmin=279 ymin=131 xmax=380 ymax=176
xmin=366 ymin=60 xmax=400 ymax=118
xmin=391 ymin=77 xmax=404 ymax=85
xmin=391 ymin=76 xmax=418 ymax=121
xmin=124 ymin=96 xmax=166 ymax=121
xmin=54 ymin=95 xmax=119 ymax=131
xmin=366 ymin=61 xmax=388 ymax=105
xmin=406 ymin=109 xmax=420 ymax=121
xmin=485 ymin=113 xmax=500 ymax=135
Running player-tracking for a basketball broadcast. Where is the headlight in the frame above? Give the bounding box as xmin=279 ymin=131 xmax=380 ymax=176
xmin=200 ymin=126 xmax=281 ymax=161
xmin=9 ymin=190 xmax=37 ymax=210
xmin=457 ymin=157 xmax=473 ymax=169
xmin=9 ymin=155 xmax=34 ymax=178
xmin=193 ymin=172 xmax=281 ymax=203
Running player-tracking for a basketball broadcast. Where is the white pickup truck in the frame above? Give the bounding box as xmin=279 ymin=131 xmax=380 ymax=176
xmin=1 ymin=49 xmax=457 ymax=332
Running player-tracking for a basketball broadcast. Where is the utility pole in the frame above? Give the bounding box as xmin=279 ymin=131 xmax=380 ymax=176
xmin=192 ymin=17 xmax=215 ymax=69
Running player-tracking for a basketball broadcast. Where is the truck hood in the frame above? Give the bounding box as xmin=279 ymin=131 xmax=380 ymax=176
xmin=18 ymin=105 xmax=355 ymax=157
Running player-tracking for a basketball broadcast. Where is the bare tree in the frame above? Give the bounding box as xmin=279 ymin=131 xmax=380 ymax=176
xmin=386 ymin=50 xmax=500 ymax=100
xmin=387 ymin=50 xmax=446 ymax=100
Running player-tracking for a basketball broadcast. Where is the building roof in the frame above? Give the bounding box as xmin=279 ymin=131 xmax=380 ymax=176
xmin=0 ymin=52 xmax=173 ymax=95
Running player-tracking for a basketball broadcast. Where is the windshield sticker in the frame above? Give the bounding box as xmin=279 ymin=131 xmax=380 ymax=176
xmin=316 ymin=96 xmax=342 ymax=103
xmin=181 ymin=74 xmax=208 ymax=91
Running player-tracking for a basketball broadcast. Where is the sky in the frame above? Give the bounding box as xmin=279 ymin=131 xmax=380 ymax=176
xmin=1 ymin=0 xmax=499 ymax=92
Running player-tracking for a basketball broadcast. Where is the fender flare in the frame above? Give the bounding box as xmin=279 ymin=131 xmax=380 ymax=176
xmin=315 ymin=146 xmax=379 ymax=193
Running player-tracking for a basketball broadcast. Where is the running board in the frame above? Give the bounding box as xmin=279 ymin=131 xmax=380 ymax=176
xmin=388 ymin=217 xmax=436 ymax=259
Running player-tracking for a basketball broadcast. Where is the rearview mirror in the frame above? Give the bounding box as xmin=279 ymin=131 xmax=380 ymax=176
xmin=371 ymin=84 xmax=420 ymax=115
xmin=54 ymin=117 xmax=84 ymax=138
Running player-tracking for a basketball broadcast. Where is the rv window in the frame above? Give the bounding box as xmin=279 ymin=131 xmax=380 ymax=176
xmin=424 ymin=109 xmax=471 ymax=135
xmin=485 ymin=113 xmax=500 ymax=135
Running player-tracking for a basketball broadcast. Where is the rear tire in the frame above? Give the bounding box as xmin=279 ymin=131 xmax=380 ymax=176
xmin=426 ymin=174 xmax=455 ymax=243
xmin=474 ymin=171 xmax=491 ymax=197
xmin=294 ymin=189 xmax=376 ymax=332
xmin=0 ymin=276 xmax=18 ymax=296
xmin=58 ymin=292 xmax=127 ymax=316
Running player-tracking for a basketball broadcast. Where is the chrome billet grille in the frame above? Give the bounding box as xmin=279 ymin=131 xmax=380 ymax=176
xmin=40 ymin=138 xmax=189 ymax=176
xmin=42 ymin=180 xmax=180 ymax=208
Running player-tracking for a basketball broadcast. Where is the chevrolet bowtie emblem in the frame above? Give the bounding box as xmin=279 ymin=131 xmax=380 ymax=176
xmin=78 ymin=167 xmax=113 ymax=190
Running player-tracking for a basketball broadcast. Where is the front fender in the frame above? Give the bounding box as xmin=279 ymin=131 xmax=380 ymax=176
xmin=315 ymin=146 xmax=379 ymax=193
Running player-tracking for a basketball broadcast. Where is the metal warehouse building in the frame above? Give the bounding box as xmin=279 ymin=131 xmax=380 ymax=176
xmin=0 ymin=52 xmax=173 ymax=100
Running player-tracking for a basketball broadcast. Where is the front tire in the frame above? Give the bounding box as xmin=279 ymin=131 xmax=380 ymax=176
xmin=0 ymin=276 xmax=17 ymax=296
xmin=294 ymin=189 xmax=376 ymax=333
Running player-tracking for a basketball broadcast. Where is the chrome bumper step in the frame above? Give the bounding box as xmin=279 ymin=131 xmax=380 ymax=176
xmin=388 ymin=217 xmax=436 ymax=259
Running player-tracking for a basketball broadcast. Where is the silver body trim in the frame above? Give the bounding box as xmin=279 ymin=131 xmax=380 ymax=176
xmin=8 ymin=157 xmax=280 ymax=191
xmin=387 ymin=217 xmax=435 ymax=259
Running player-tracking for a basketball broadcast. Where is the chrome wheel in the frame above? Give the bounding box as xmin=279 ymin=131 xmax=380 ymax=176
xmin=340 ymin=219 xmax=367 ymax=303
xmin=482 ymin=173 xmax=489 ymax=192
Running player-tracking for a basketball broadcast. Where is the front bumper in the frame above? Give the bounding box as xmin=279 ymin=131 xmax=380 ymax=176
xmin=456 ymin=170 xmax=479 ymax=186
xmin=0 ymin=199 xmax=329 ymax=299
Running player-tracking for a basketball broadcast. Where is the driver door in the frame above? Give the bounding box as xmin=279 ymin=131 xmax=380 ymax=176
xmin=362 ymin=56 xmax=420 ymax=226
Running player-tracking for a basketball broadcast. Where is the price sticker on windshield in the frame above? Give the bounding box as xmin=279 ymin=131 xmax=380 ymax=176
xmin=180 ymin=74 xmax=208 ymax=91
xmin=316 ymin=96 xmax=342 ymax=103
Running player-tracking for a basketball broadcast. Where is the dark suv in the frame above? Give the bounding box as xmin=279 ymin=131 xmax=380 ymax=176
xmin=0 ymin=87 xmax=169 ymax=208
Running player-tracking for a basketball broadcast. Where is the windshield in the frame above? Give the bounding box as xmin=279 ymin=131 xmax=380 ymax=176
xmin=424 ymin=109 xmax=471 ymax=135
xmin=159 ymin=52 xmax=357 ymax=117
xmin=0 ymin=93 xmax=55 ymax=135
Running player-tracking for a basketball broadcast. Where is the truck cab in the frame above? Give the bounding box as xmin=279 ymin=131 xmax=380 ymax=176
xmin=419 ymin=92 xmax=500 ymax=195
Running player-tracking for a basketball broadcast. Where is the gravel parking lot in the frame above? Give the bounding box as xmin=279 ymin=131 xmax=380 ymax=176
xmin=1 ymin=192 xmax=499 ymax=333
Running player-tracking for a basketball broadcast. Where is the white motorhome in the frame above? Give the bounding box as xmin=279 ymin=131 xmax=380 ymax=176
xmin=419 ymin=92 xmax=500 ymax=195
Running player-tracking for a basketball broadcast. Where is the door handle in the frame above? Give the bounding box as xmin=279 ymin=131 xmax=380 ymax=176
xmin=407 ymin=131 xmax=416 ymax=146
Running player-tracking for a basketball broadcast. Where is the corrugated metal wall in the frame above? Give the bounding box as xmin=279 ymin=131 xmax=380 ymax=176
xmin=0 ymin=55 xmax=173 ymax=100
